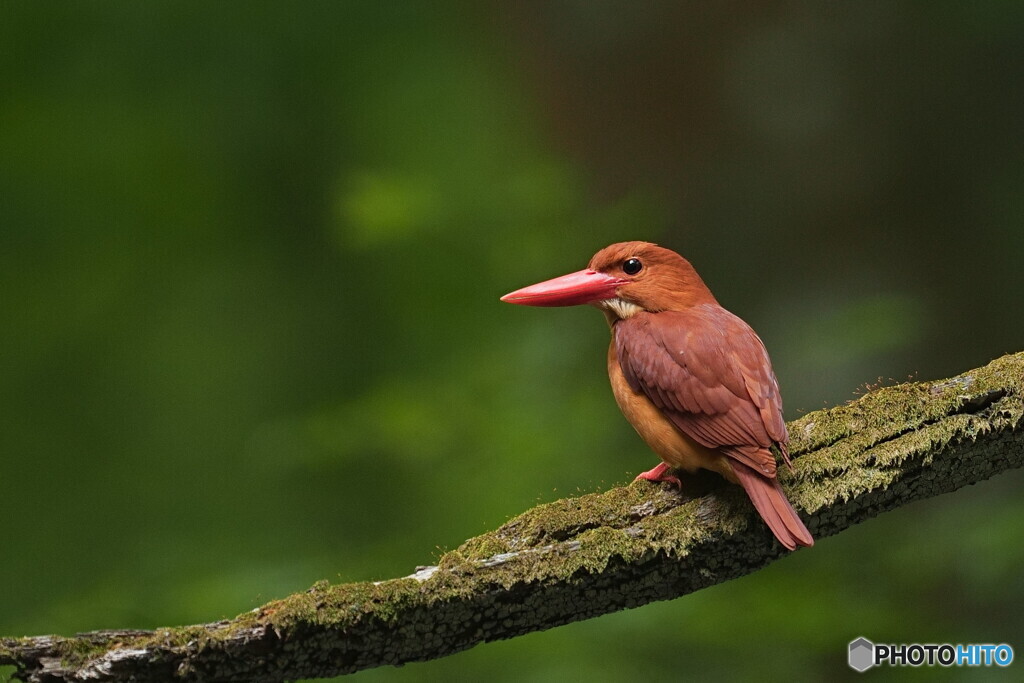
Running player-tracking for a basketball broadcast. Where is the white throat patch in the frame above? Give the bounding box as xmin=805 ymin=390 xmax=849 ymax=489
xmin=600 ymin=297 xmax=644 ymax=320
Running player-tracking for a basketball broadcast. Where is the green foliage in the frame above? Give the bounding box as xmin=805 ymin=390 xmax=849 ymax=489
xmin=1 ymin=2 xmax=1022 ymax=682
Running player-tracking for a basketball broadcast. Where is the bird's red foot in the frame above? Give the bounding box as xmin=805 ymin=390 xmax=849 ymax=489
xmin=633 ymin=463 xmax=682 ymax=489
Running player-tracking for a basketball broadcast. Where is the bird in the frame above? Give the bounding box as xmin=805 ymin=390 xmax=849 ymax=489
xmin=500 ymin=241 xmax=814 ymax=550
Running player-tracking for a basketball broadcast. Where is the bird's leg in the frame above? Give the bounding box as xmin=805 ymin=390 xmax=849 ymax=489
xmin=633 ymin=462 xmax=682 ymax=489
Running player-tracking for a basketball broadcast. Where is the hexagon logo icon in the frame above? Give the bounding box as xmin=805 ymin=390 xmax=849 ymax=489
xmin=849 ymin=637 xmax=875 ymax=672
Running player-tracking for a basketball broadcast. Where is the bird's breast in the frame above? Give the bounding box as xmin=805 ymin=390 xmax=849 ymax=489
xmin=606 ymin=340 xmax=736 ymax=482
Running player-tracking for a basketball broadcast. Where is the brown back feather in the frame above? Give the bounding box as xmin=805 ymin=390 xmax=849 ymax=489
xmin=614 ymin=305 xmax=788 ymax=477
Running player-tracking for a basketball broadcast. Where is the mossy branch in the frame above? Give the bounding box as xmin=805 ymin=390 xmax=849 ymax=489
xmin=3 ymin=353 xmax=1023 ymax=683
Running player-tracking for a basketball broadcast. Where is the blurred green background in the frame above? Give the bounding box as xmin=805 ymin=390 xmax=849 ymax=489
xmin=2 ymin=2 xmax=1023 ymax=681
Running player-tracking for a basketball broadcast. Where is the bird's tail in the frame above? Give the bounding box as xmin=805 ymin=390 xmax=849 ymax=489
xmin=731 ymin=460 xmax=814 ymax=550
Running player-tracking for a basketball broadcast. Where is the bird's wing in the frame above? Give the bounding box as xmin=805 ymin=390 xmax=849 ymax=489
xmin=614 ymin=305 xmax=789 ymax=476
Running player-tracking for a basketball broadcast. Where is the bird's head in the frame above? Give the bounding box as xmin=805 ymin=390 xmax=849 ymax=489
xmin=501 ymin=241 xmax=716 ymax=319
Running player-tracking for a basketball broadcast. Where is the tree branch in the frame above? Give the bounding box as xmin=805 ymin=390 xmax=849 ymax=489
xmin=3 ymin=353 xmax=1023 ymax=682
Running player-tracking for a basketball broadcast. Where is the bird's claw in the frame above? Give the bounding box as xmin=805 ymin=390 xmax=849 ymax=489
xmin=633 ymin=462 xmax=682 ymax=489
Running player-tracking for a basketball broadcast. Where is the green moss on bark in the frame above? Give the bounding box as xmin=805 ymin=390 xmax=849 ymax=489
xmin=3 ymin=352 xmax=1022 ymax=683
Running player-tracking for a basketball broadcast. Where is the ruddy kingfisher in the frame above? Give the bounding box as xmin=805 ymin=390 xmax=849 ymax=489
xmin=501 ymin=241 xmax=813 ymax=550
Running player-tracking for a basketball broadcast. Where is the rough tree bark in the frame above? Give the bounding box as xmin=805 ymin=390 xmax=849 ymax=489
xmin=2 ymin=352 xmax=1023 ymax=683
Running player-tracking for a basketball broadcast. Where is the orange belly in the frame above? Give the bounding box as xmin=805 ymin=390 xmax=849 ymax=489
xmin=607 ymin=342 xmax=738 ymax=484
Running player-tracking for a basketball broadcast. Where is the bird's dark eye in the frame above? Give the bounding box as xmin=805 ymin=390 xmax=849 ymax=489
xmin=622 ymin=258 xmax=643 ymax=275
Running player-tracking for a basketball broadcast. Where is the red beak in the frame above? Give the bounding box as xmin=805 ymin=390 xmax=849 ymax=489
xmin=501 ymin=269 xmax=627 ymax=307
